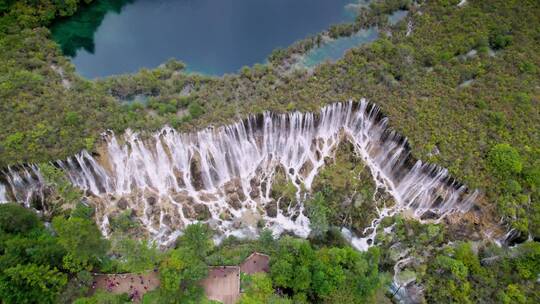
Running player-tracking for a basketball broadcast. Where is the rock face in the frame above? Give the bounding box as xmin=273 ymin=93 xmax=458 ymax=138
xmin=0 ymin=101 xmax=495 ymax=247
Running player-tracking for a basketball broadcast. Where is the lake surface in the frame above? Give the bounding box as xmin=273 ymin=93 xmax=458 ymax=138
xmin=52 ymin=0 xmax=358 ymax=78
xmin=300 ymin=28 xmax=379 ymax=68
xmin=299 ymin=9 xmax=408 ymax=69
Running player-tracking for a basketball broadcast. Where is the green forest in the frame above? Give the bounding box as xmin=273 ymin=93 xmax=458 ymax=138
xmin=0 ymin=0 xmax=539 ymax=303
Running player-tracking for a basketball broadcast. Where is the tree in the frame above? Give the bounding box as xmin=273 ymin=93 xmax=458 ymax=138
xmin=158 ymin=247 xmax=208 ymax=303
xmin=270 ymin=237 xmax=314 ymax=298
xmin=270 ymin=237 xmax=384 ymax=303
xmin=113 ymin=238 xmax=161 ymax=273
xmin=73 ymin=290 xmax=130 ymax=304
xmin=306 ymin=192 xmax=329 ymax=238
xmin=52 ymin=216 xmax=109 ymax=272
xmin=258 ymin=229 xmax=276 ymax=253
xmin=487 ymin=144 xmax=523 ymax=178
xmin=0 ymin=231 xmax=65 ymax=270
xmin=40 ymin=163 xmax=83 ymax=216
xmin=239 ymin=273 xmax=274 ymax=304
xmin=0 ymin=203 xmax=41 ymax=234
xmin=176 ymin=223 xmax=213 ymax=259
xmin=425 ymin=254 xmax=472 ymax=304
xmin=0 ymin=263 xmax=67 ymax=304
xmin=188 ymin=102 xmax=204 ymax=119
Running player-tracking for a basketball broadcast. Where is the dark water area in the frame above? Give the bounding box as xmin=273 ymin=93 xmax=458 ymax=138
xmin=52 ymin=0 xmax=357 ymax=78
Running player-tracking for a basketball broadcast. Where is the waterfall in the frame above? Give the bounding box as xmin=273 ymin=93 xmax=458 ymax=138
xmin=0 ymin=183 xmax=7 ymax=203
xmin=0 ymin=100 xmax=478 ymax=247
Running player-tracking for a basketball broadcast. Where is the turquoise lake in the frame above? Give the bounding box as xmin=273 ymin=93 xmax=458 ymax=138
xmin=52 ymin=0 xmax=360 ymax=78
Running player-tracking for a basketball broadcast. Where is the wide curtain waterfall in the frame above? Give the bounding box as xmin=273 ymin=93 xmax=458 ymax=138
xmin=0 ymin=100 xmax=478 ymax=248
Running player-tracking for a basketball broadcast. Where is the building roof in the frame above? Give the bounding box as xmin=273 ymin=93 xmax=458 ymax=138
xmin=201 ymin=266 xmax=241 ymax=304
xmin=240 ymin=252 xmax=270 ymax=275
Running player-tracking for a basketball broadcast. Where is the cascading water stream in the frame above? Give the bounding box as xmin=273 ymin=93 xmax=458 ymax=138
xmin=0 ymin=100 xmax=478 ymax=248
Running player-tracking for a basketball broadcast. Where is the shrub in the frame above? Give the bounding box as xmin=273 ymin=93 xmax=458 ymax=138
xmin=487 ymin=144 xmax=523 ymax=178
xmin=188 ymin=102 xmax=204 ymax=119
xmin=0 ymin=203 xmax=41 ymax=234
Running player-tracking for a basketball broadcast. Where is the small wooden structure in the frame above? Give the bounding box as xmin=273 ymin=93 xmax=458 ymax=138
xmin=200 ymin=266 xmax=241 ymax=304
xmin=240 ymin=252 xmax=270 ymax=274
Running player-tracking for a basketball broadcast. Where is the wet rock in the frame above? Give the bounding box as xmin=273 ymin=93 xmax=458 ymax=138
xmin=162 ymin=214 xmax=172 ymax=226
xmin=199 ymin=193 xmax=217 ymax=202
xmin=172 ymin=192 xmax=193 ymax=205
xmin=299 ymin=160 xmax=314 ymax=177
xmin=145 ymin=203 xmax=158 ymax=218
xmin=173 ymin=168 xmax=186 ymax=188
xmin=237 ymin=189 xmax=246 ymax=202
xmin=250 ymin=177 xmax=260 ymax=188
xmin=241 ymin=210 xmax=260 ymax=227
xmin=260 ymin=180 xmax=268 ymax=195
xmin=223 ymin=178 xmax=242 ymax=194
xmin=117 ymin=198 xmax=128 ymax=210
xmin=182 ymin=206 xmax=194 ymax=219
xmin=420 ymin=210 xmax=439 ymax=221
xmin=189 ymin=153 xmax=205 ymax=190
xmin=207 ymin=219 xmax=220 ymax=231
xmin=220 ymin=210 xmax=232 ymax=221
xmin=193 ymin=203 xmax=211 ymax=221
xmin=226 ymin=193 xmax=242 ymax=210
xmin=265 ymin=200 xmax=278 ymax=217
xmin=249 ymin=188 xmax=260 ymax=199
xmin=146 ymin=196 xmax=157 ymax=206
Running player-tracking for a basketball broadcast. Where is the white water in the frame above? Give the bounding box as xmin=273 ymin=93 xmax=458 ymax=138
xmin=0 ymin=100 xmax=477 ymax=247
xmin=0 ymin=183 xmax=7 ymax=203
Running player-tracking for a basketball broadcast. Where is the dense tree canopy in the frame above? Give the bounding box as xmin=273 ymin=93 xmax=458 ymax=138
xmin=52 ymin=216 xmax=109 ymax=272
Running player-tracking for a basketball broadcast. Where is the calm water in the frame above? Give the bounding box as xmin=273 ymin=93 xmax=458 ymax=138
xmin=301 ymin=28 xmax=379 ymax=68
xmin=52 ymin=0 xmax=357 ymax=78
xmin=300 ymin=9 xmax=408 ymax=68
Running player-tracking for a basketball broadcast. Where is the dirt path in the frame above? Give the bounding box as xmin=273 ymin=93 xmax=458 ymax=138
xmin=91 ymin=271 xmax=160 ymax=302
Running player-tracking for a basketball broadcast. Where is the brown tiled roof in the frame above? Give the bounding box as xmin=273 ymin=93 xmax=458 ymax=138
xmin=240 ymin=252 xmax=270 ymax=274
xmin=201 ymin=266 xmax=240 ymax=304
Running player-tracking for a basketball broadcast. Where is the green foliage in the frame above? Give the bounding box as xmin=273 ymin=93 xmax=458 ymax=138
xmin=270 ymin=168 xmax=297 ymax=204
xmin=425 ymin=254 xmax=472 ymax=304
xmin=270 ymin=236 xmax=384 ymax=303
xmin=258 ymin=229 xmax=277 ymax=253
xmin=239 ymin=273 xmax=291 ymax=304
xmin=157 ymin=247 xmax=208 ymax=303
xmin=40 ymin=163 xmax=83 ymax=215
xmin=73 ymin=290 xmax=130 ymax=304
xmin=0 ymin=203 xmax=41 ymax=234
xmin=71 ymin=202 xmax=95 ymax=219
xmin=423 ymin=241 xmax=540 ymax=303
xmin=498 ymin=284 xmax=527 ymax=304
xmin=52 ymin=216 xmax=109 ymax=272
xmin=175 ymin=223 xmax=213 ymax=259
xmin=109 ymin=210 xmax=139 ymax=234
xmin=0 ymin=263 xmax=67 ymax=304
xmin=188 ymin=102 xmax=205 ymax=119
xmin=487 ymin=143 xmax=523 ymax=178
xmin=306 ymin=192 xmax=329 ymax=238
xmin=0 ymin=230 xmax=65 ymax=270
xmin=312 ymin=143 xmax=382 ymax=234
xmin=57 ymin=270 xmax=95 ymax=303
xmin=112 ymin=238 xmax=161 ymax=273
